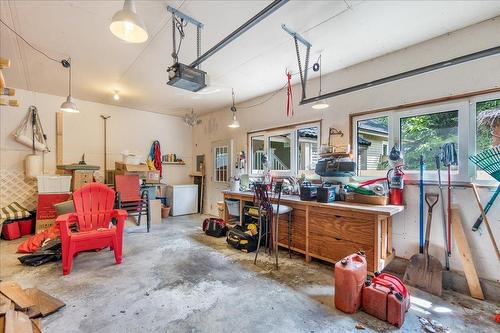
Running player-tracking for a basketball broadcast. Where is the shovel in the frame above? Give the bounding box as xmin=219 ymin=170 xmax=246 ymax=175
xmin=404 ymin=193 xmax=443 ymax=296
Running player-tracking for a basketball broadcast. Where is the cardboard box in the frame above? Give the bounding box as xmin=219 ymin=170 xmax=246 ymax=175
xmin=115 ymin=162 xmax=149 ymax=172
xmin=72 ymin=170 xmax=94 ymax=191
xmin=344 ymin=193 xmax=389 ymax=205
xmin=35 ymin=219 xmax=56 ymax=233
xmin=145 ymin=170 xmax=160 ymax=184
xmin=150 ymin=199 xmax=162 ymax=224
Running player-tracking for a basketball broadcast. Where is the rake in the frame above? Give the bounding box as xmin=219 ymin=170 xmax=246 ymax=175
xmin=469 ymin=146 xmax=500 ymax=181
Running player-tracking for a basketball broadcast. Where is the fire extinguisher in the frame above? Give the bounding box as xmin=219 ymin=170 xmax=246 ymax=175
xmin=387 ymin=165 xmax=404 ymax=205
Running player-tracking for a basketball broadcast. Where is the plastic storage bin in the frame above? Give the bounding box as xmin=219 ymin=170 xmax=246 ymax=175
xmin=2 ymin=221 xmax=21 ymax=240
xmin=18 ymin=219 xmax=33 ymax=236
xmin=37 ymin=175 xmax=71 ymax=193
xmin=225 ymin=199 xmax=240 ymax=217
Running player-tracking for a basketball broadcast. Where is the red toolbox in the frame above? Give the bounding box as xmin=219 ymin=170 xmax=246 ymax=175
xmin=334 ymin=253 xmax=367 ymax=314
xmin=1 ymin=221 xmax=21 ymax=240
xmin=18 ymin=218 xmax=34 ymax=236
xmin=362 ymin=272 xmax=410 ymax=327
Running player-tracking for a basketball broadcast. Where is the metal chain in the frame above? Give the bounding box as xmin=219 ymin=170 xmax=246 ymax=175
xmin=197 ymin=26 xmax=201 ymax=69
xmin=294 ymin=37 xmax=304 ymax=93
xmin=171 ymin=14 xmax=177 ymax=63
xmin=303 ymin=45 xmax=310 ymax=100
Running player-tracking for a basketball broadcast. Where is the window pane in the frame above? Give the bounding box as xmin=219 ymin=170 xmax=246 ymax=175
xmin=214 ymin=146 xmax=228 ymax=182
xmin=269 ymin=133 xmax=291 ymax=171
xmin=475 ymin=98 xmax=499 ymax=181
xmin=297 ymin=127 xmax=319 ymax=171
xmin=356 ymin=116 xmax=389 ymax=176
xmin=251 ymin=136 xmax=265 ymax=172
xmin=400 ymin=110 xmax=458 ymax=170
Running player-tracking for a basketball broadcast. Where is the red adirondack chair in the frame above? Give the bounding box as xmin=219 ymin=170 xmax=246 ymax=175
xmin=56 ymin=183 xmax=127 ymax=275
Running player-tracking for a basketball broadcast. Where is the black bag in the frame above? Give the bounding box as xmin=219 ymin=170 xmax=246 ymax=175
xmin=226 ymin=225 xmax=258 ymax=253
xmin=18 ymin=239 xmax=62 ymax=266
xmin=202 ymin=218 xmax=228 ymax=238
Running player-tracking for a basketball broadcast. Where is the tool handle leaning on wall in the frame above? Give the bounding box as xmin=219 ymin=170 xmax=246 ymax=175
xmin=472 ymin=184 xmax=500 ymax=231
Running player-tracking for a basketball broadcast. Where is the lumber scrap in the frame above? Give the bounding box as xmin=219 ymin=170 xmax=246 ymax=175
xmin=31 ymin=318 xmax=42 ymax=333
xmin=25 ymin=288 xmax=65 ymax=317
xmin=0 ymin=293 xmax=13 ymax=314
xmin=450 ymin=207 xmax=485 ymax=300
xmin=4 ymin=310 xmax=33 ymax=333
xmin=0 ymin=282 xmax=35 ymax=310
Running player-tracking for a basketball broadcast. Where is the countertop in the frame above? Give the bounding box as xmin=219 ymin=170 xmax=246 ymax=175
xmin=222 ymin=190 xmax=404 ymax=216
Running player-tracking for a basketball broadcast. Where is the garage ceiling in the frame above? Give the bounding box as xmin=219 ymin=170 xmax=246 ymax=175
xmin=1 ymin=0 xmax=500 ymax=116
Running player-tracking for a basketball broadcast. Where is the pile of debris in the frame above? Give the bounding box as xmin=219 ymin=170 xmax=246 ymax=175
xmin=0 ymin=281 xmax=65 ymax=333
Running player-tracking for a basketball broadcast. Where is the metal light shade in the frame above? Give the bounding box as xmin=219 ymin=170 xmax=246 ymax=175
xmin=228 ymin=114 xmax=240 ymax=128
xmin=60 ymin=96 xmax=79 ymax=113
xmin=110 ymin=0 xmax=148 ymax=43
xmin=312 ymin=100 xmax=329 ymax=110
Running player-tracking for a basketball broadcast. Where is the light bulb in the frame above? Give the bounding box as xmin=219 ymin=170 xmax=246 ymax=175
xmin=113 ymin=91 xmax=120 ymax=101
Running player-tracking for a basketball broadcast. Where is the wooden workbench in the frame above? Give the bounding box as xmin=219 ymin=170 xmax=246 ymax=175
xmin=222 ymin=190 xmax=404 ymax=274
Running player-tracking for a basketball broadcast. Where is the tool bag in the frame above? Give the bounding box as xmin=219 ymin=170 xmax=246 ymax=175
xmin=226 ymin=225 xmax=258 ymax=253
xmin=202 ymin=218 xmax=228 ymax=238
xmin=362 ymin=272 xmax=410 ymax=327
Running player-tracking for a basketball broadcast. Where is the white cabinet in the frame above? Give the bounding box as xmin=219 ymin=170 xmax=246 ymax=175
xmin=166 ymin=185 xmax=198 ymax=216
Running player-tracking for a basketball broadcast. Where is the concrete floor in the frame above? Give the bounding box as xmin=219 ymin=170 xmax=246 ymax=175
xmin=0 ymin=214 xmax=498 ymax=333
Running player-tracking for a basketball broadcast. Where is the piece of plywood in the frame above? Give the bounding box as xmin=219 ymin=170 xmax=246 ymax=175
xmin=451 ymin=208 xmax=485 ymax=300
xmin=0 ymin=293 xmax=13 ymax=314
xmin=4 ymin=310 xmax=33 ymax=333
xmin=31 ymin=318 xmax=42 ymax=333
xmin=25 ymin=288 xmax=65 ymax=317
xmin=0 ymin=282 xmax=36 ymax=310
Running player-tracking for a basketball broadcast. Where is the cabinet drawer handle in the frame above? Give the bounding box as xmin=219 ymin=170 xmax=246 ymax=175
xmin=334 ymin=215 xmax=342 ymax=219
xmin=334 ymin=237 xmax=342 ymax=241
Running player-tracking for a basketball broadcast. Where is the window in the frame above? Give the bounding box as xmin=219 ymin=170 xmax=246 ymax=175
xmin=269 ymin=133 xmax=291 ymax=171
xmin=400 ymin=110 xmax=458 ymax=170
xmin=353 ymin=102 xmax=470 ymax=181
xmin=355 ymin=116 xmax=389 ymax=176
xmin=297 ymin=127 xmax=319 ymax=171
xmin=472 ymin=95 xmax=500 ymax=181
xmin=248 ymin=122 xmax=320 ymax=175
xmin=251 ymin=136 xmax=265 ymax=173
xmin=214 ymin=144 xmax=229 ymax=182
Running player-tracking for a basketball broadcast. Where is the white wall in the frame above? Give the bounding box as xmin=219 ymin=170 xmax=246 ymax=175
xmin=193 ymin=18 xmax=500 ymax=281
xmin=0 ymin=89 xmax=193 ymax=209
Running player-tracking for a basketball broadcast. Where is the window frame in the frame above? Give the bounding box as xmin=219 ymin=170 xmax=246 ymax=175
xmin=352 ymin=101 xmax=472 ymax=182
xmin=247 ymin=121 xmax=321 ymax=176
xmin=469 ymin=92 xmax=500 ymax=184
xmin=212 ymin=139 xmax=233 ymax=183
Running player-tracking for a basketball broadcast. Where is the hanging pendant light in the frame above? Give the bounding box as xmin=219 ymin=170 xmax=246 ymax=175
xmin=228 ymin=89 xmax=240 ymax=128
xmin=110 ymin=0 xmax=148 ymax=43
xmin=60 ymin=59 xmax=79 ymax=113
xmin=311 ymin=54 xmax=329 ymax=110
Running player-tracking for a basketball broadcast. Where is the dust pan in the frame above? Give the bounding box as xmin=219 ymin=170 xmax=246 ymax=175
xmin=404 ymin=193 xmax=443 ymax=296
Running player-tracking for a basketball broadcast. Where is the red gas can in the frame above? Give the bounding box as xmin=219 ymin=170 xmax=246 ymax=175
xmin=334 ymin=253 xmax=367 ymax=313
xmin=362 ymin=273 xmax=410 ymax=327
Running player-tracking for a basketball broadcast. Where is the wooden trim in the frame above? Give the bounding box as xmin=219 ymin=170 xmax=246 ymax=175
xmin=305 ymin=205 xmax=310 ymax=263
xmin=387 ymin=217 xmax=393 ymax=254
xmin=247 ymin=119 xmax=322 ymax=135
xmin=348 ymin=86 xmax=500 ymax=148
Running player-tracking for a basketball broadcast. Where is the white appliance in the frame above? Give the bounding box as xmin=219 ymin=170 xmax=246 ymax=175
xmin=166 ymin=184 xmax=199 ymax=216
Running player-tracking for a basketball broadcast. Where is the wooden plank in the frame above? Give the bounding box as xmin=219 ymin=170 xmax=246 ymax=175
xmin=0 ymin=282 xmax=35 ymax=310
xmin=0 ymin=315 xmax=4 ymax=333
xmin=25 ymin=288 xmax=65 ymax=317
xmin=56 ymin=112 xmax=63 ymax=165
xmin=4 ymin=310 xmax=33 ymax=333
xmin=451 ymin=208 xmax=485 ymax=300
xmin=380 ymin=217 xmax=387 ymax=260
xmin=31 ymin=318 xmax=42 ymax=333
xmin=0 ymin=293 xmax=13 ymax=314
xmin=387 ymin=217 xmax=393 ymax=254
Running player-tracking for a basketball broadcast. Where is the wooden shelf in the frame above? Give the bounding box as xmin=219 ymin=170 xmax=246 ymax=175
xmin=319 ymin=152 xmax=351 ymax=158
xmin=162 ymin=162 xmax=185 ymax=165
